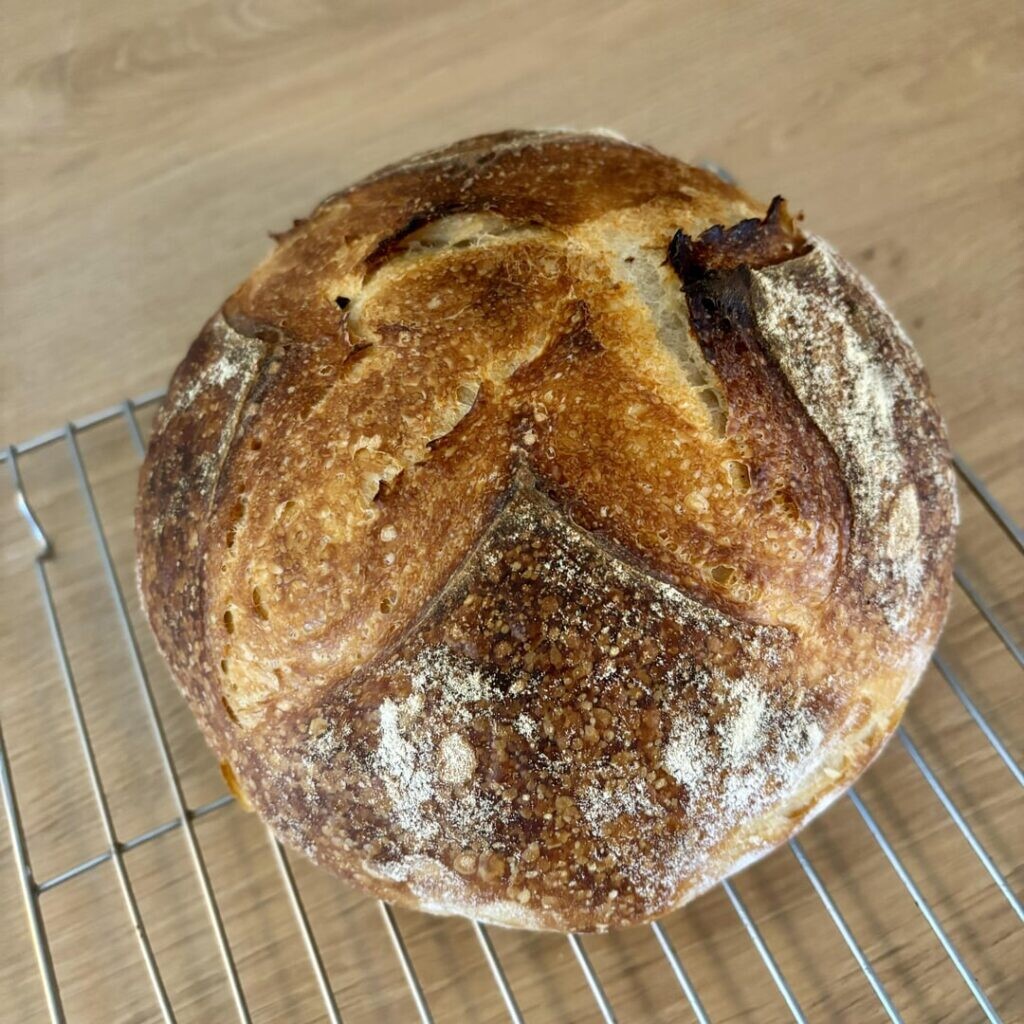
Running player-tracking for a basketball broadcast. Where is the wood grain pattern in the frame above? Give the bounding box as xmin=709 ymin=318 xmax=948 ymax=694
xmin=1 ymin=1 xmax=1021 ymax=1021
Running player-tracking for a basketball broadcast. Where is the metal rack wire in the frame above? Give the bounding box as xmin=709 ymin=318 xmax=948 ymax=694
xmin=1 ymin=391 xmax=1021 ymax=1024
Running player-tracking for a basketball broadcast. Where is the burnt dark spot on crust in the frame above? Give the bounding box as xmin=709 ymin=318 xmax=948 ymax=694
xmin=668 ymin=196 xmax=807 ymax=283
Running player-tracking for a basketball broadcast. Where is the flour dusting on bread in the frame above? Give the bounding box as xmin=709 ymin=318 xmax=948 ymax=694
xmin=751 ymin=241 xmax=943 ymax=632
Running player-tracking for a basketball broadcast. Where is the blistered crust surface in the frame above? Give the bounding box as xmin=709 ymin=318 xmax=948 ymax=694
xmin=136 ymin=130 xmax=956 ymax=931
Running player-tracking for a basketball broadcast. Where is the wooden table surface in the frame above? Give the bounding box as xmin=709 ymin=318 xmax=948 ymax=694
xmin=2 ymin=2 xmax=1021 ymax=1022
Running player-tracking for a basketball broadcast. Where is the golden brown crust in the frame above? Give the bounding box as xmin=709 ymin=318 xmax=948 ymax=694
xmin=136 ymin=130 xmax=956 ymax=931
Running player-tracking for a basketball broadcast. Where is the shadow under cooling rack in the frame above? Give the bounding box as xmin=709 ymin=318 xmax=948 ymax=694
xmin=1 ymin=392 xmax=1021 ymax=1024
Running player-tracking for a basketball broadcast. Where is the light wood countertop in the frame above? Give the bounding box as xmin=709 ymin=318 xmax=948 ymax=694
xmin=2 ymin=2 xmax=1021 ymax=1021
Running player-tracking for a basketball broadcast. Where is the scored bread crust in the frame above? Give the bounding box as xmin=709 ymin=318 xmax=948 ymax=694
xmin=136 ymin=130 xmax=956 ymax=931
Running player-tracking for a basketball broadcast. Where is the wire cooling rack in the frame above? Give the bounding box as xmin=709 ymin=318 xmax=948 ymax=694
xmin=1 ymin=391 xmax=1021 ymax=1024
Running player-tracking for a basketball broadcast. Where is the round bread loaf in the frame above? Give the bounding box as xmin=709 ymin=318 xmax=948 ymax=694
xmin=136 ymin=129 xmax=957 ymax=932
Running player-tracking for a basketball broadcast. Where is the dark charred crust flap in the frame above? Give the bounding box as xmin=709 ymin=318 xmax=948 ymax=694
xmin=668 ymin=196 xmax=807 ymax=283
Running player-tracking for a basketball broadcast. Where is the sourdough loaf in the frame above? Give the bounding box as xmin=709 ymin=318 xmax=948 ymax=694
xmin=136 ymin=130 xmax=957 ymax=931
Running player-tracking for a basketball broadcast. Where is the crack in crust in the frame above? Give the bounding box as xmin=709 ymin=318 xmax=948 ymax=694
xmin=136 ymin=130 xmax=956 ymax=931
